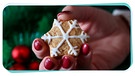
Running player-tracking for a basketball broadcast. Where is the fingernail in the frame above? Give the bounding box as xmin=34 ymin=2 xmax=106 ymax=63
xmin=57 ymin=11 xmax=72 ymax=17
xmin=34 ymin=40 xmax=42 ymax=50
xmin=62 ymin=56 xmax=72 ymax=69
xmin=44 ymin=58 xmax=55 ymax=70
xmin=82 ymin=44 xmax=90 ymax=55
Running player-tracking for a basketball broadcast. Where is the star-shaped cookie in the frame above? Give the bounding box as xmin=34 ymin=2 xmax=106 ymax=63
xmin=41 ymin=19 xmax=90 ymax=57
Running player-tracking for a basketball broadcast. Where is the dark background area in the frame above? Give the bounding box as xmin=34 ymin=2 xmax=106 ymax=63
xmin=3 ymin=5 xmax=130 ymax=70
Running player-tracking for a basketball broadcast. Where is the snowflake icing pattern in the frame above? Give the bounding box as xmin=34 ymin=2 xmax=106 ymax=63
xmin=41 ymin=19 xmax=90 ymax=57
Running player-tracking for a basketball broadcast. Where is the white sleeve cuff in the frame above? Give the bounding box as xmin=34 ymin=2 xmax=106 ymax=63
xmin=112 ymin=9 xmax=130 ymax=24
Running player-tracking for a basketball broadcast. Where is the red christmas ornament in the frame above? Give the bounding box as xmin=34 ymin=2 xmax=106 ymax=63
xmin=12 ymin=45 xmax=30 ymax=63
xmin=9 ymin=63 xmax=26 ymax=70
xmin=29 ymin=61 xmax=39 ymax=70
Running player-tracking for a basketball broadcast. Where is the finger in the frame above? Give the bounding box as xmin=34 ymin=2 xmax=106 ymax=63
xmin=39 ymin=56 xmax=59 ymax=70
xmin=77 ymin=43 xmax=93 ymax=69
xmin=32 ymin=38 xmax=49 ymax=59
xmin=60 ymin=55 xmax=77 ymax=70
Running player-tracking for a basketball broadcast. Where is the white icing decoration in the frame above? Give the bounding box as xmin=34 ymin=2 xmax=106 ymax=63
xmin=41 ymin=19 xmax=90 ymax=57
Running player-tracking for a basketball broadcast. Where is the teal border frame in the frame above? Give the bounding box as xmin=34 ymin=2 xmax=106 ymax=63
xmin=3 ymin=3 xmax=132 ymax=73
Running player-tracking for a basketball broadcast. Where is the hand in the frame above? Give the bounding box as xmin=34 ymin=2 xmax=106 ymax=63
xmin=32 ymin=6 xmax=93 ymax=70
xmin=57 ymin=6 xmax=130 ymax=69
xmin=32 ymin=6 xmax=130 ymax=70
xmin=32 ymin=38 xmax=91 ymax=70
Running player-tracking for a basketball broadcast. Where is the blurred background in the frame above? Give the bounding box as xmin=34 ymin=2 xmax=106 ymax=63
xmin=3 ymin=5 xmax=130 ymax=70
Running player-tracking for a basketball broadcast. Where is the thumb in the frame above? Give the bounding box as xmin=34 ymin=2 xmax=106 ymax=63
xmin=57 ymin=6 xmax=116 ymax=41
xmin=57 ymin=6 xmax=95 ymax=22
xmin=57 ymin=6 xmax=98 ymax=33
